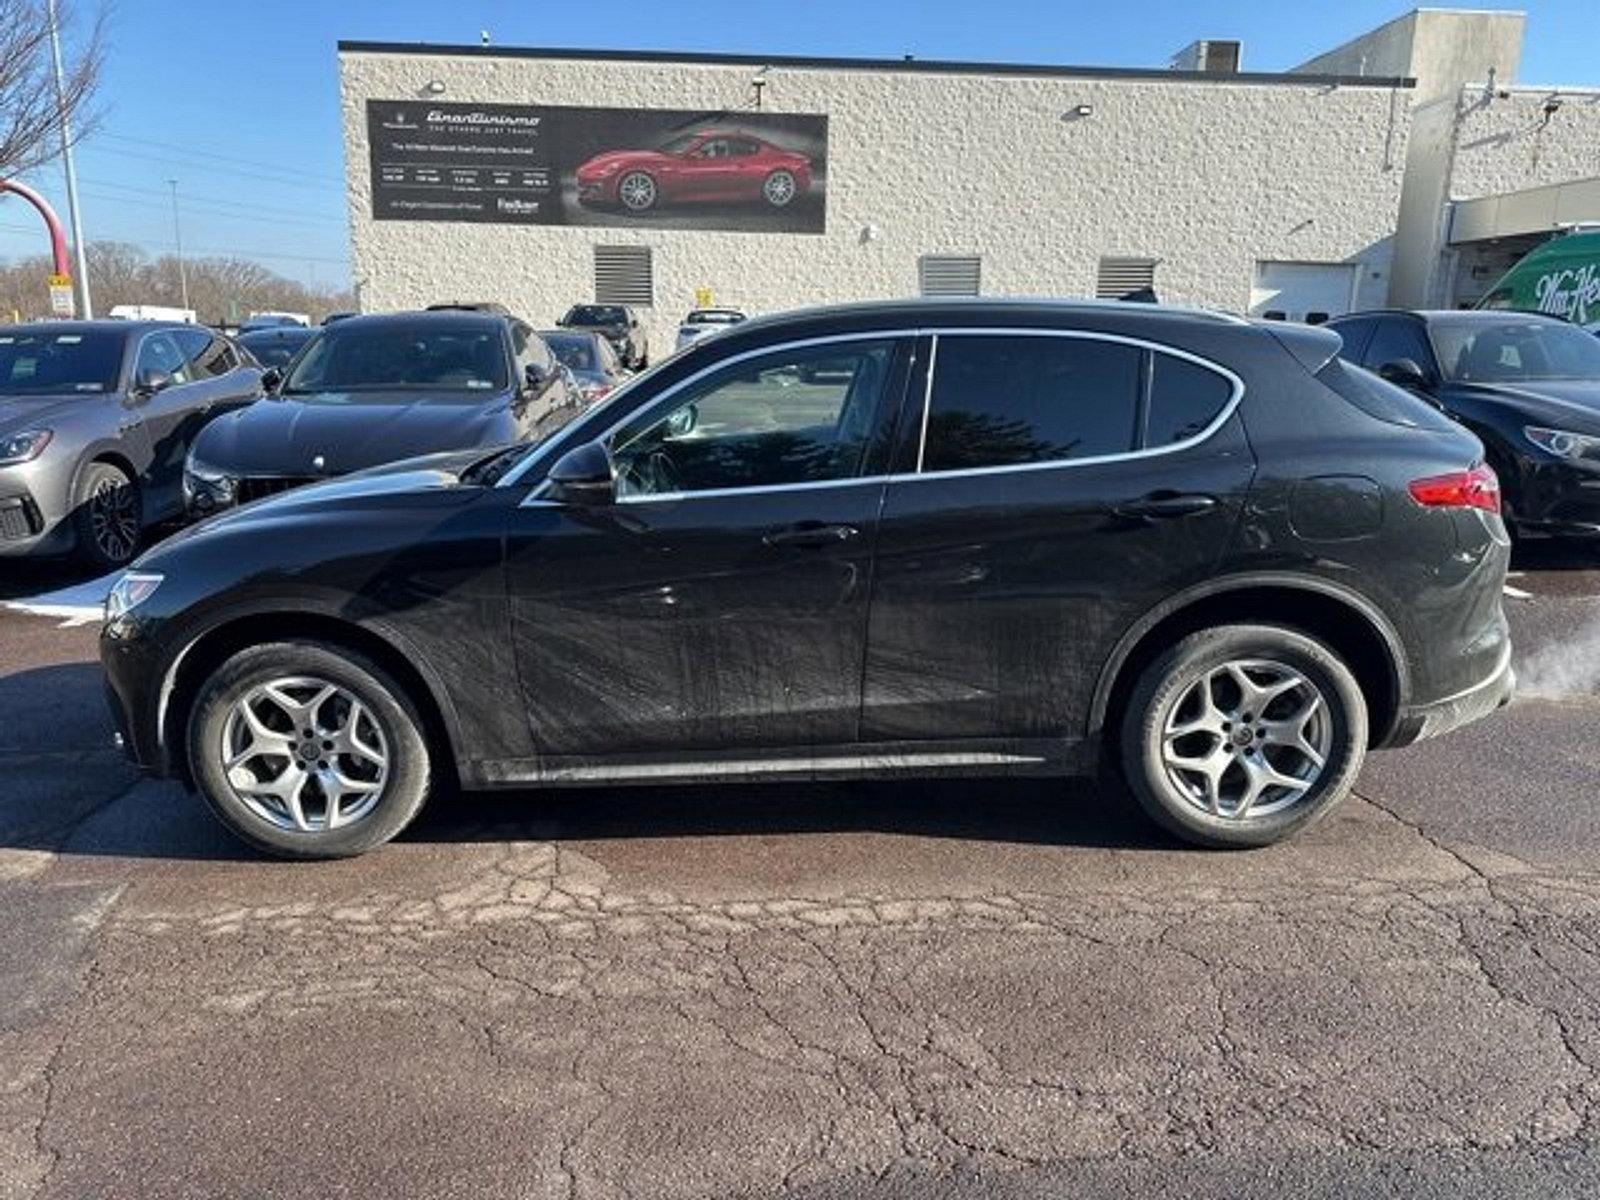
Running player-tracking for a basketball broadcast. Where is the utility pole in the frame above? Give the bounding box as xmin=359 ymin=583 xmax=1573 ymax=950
xmin=46 ymin=0 xmax=91 ymax=317
xmin=167 ymin=178 xmax=189 ymax=310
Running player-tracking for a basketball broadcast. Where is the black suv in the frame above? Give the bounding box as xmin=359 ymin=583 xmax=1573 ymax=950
xmin=101 ymin=300 xmax=1512 ymax=858
xmin=1326 ymin=309 xmax=1600 ymax=540
xmin=557 ymin=304 xmax=648 ymax=369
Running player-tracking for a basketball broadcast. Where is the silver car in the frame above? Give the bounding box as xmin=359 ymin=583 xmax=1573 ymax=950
xmin=0 ymin=321 xmax=261 ymax=569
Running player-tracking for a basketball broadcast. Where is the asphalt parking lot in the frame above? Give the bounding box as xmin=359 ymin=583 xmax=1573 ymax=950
xmin=2 ymin=546 xmax=1599 ymax=1199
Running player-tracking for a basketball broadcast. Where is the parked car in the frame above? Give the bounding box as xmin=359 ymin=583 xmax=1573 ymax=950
xmin=240 ymin=312 xmax=310 ymax=332
xmin=0 ymin=321 xmax=260 ymax=568
xmin=576 ymin=130 xmax=812 ymax=213
xmin=539 ymin=329 xmax=630 ymax=404
xmin=1478 ymin=229 xmax=1600 ymax=331
xmin=675 ymin=307 xmax=747 ymax=351
xmin=181 ymin=310 xmax=574 ymax=516
xmin=556 ymin=304 xmax=648 ymax=368
xmin=1326 ymin=309 xmax=1600 ymax=540
xmin=236 ymin=325 xmax=316 ymax=369
xmin=103 ymin=298 xmax=1512 ymax=859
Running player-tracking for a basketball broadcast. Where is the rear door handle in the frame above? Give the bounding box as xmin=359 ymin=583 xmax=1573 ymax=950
xmin=763 ymin=521 xmax=861 ymax=548
xmin=1113 ymin=492 xmax=1218 ymax=520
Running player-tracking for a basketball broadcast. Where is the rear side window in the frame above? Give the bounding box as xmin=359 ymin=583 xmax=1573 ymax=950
xmin=1315 ymin=357 xmax=1457 ymax=432
xmin=922 ymin=335 xmax=1142 ymax=471
xmin=1147 ymin=354 xmax=1234 ymax=446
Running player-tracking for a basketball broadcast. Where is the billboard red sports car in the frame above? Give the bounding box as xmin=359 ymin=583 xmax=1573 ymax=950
xmin=576 ymin=131 xmax=815 ymax=213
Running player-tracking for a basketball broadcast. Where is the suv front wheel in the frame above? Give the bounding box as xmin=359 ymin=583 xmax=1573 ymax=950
xmin=1119 ymin=624 xmax=1368 ymax=848
xmin=187 ymin=640 xmax=432 ymax=858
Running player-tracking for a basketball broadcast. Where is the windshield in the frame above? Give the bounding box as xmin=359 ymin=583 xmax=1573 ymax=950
xmin=1433 ymin=318 xmax=1600 ymax=383
xmin=239 ymin=331 xmax=313 ymax=368
xmin=686 ymin=310 xmax=744 ymax=325
xmin=543 ymin=333 xmax=601 ymax=373
xmin=283 ymin=324 xmax=508 ymax=396
xmin=0 ymin=330 xmax=123 ymax=396
xmin=562 ymin=306 xmax=625 ymax=327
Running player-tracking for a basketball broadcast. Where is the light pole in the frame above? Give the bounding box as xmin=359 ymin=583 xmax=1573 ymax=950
xmin=46 ymin=0 xmax=91 ymax=317
xmin=167 ymin=178 xmax=189 ymax=311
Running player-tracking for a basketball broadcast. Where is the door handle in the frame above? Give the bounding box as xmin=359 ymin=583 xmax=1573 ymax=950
xmin=1112 ymin=492 xmax=1218 ymax=520
xmin=763 ymin=521 xmax=860 ymax=548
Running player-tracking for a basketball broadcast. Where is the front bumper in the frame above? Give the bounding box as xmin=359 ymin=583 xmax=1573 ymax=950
xmin=1384 ymin=645 xmax=1515 ymax=749
xmin=1514 ymin=457 xmax=1600 ymax=537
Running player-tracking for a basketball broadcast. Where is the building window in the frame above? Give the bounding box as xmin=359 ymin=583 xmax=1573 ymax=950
xmin=594 ymin=245 xmax=653 ymax=307
xmin=918 ymin=255 xmax=982 ymax=297
xmin=1095 ymin=257 xmax=1159 ymax=300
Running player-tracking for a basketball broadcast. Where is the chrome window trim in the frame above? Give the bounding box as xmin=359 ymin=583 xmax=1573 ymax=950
xmin=513 ymin=324 xmax=1246 ymax=507
xmin=909 ymin=327 xmax=1245 ymax=483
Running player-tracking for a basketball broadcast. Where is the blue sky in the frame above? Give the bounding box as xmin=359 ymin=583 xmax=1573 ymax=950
xmin=0 ymin=0 xmax=1591 ymax=289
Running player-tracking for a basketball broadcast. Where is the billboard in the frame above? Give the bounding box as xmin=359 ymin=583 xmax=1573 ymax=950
xmin=366 ymin=100 xmax=828 ymax=234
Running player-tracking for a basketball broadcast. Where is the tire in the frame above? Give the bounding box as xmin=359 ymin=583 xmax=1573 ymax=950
xmin=187 ymin=640 xmax=432 ymax=859
xmin=762 ymin=169 xmax=798 ymax=208
xmin=617 ymin=170 xmax=658 ymax=212
xmin=1118 ymin=623 xmax=1367 ymax=848
xmin=72 ymin=460 xmax=142 ymax=570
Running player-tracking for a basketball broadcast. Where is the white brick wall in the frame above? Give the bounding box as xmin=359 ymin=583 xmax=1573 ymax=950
xmin=340 ymin=50 xmax=1410 ymax=350
xmin=1449 ymin=87 xmax=1600 ymax=201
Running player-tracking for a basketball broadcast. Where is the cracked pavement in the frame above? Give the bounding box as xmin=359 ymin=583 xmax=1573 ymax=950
xmin=2 ymin=548 xmax=1599 ymax=1198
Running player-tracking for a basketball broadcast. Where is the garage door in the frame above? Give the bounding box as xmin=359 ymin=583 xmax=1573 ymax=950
xmin=1249 ymin=262 xmax=1358 ymax=324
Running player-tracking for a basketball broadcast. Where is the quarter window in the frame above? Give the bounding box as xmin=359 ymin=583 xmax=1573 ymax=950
xmin=920 ymin=335 xmax=1142 ymax=472
xmin=611 ymin=340 xmax=899 ymax=498
xmin=1146 ymin=354 xmax=1234 ymax=446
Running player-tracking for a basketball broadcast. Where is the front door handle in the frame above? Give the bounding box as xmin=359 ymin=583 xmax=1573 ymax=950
xmin=1113 ymin=492 xmax=1218 ymax=520
xmin=763 ymin=521 xmax=860 ymax=549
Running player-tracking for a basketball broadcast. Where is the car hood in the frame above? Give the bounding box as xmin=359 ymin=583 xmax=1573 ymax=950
xmin=578 ymin=150 xmax=668 ymax=173
xmin=191 ymin=390 xmax=514 ymax=476
xmin=1447 ymin=379 xmax=1600 ymax=433
xmin=0 ymin=393 xmax=100 ymax=436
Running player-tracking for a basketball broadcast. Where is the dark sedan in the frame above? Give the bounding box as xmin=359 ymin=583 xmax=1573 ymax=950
xmin=556 ymin=304 xmax=648 ymax=369
xmin=103 ymin=299 xmax=1510 ymax=859
xmin=0 ymin=321 xmax=260 ymax=567
xmin=183 ymin=311 xmax=575 ymax=514
xmin=1327 ymin=309 xmax=1600 ymax=539
xmin=237 ymin=325 xmax=316 ymax=370
xmin=539 ymin=329 xmax=629 ymax=404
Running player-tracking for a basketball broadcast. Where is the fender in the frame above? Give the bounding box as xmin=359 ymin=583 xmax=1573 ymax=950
xmin=155 ymin=592 xmax=471 ymax=773
xmin=1085 ymin=569 xmax=1412 ymax=743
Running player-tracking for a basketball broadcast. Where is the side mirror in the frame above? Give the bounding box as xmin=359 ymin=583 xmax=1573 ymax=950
xmin=546 ymin=439 xmax=615 ymax=506
xmin=1377 ymin=358 xmax=1431 ymax=392
xmin=260 ymin=366 xmax=283 ymax=393
xmin=524 ymin=362 xmax=549 ymax=392
xmin=664 ymin=403 xmax=698 ymax=438
xmin=132 ymin=367 xmax=173 ymax=398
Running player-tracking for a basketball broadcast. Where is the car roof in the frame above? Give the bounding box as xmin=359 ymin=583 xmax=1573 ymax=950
xmin=719 ymin=296 xmax=1250 ymax=337
xmin=0 ymin=320 xmax=188 ymax=337
xmin=318 ymin=310 xmax=505 ymax=331
xmin=238 ymin=325 xmax=315 ymax=340
xmin=1330 ymin=308 xmax=1571 ymax=325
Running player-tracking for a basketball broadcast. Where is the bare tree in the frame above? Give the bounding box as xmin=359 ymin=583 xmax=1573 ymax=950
xmin=0 ymin=0 xmax=104 ymax=178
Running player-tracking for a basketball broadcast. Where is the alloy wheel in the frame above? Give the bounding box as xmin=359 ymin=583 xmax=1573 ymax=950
xmin=1159 ymin=659 xmax=1332 ymax=819
xmin=618 ymin=172 xmax=657 ymax=211
xmin=763 ymin=170 xmax=797 ymax=207
xmin=220 ymin=676 xmax=390 ymax=833
xmin=89 ymin=476 xmax=139 ymax=563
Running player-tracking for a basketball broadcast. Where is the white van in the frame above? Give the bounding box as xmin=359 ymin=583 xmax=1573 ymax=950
xmin=108 ymin=304 xmax=198 ymax=323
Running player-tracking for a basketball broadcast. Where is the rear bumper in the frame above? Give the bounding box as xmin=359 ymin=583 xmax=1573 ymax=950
xmin=1383 ymin=644 xmax=1515 ymax=749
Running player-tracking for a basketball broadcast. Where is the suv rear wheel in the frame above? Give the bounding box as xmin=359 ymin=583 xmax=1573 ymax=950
xmin=1119 ymin=624 xmax=1367 ymax=848
xmin=187 ymin=640 xmax=432 ymax=858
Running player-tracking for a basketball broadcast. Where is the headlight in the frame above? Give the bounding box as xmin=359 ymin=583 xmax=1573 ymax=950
xmin=184 ymin=454 xmax=232 ymax=483
xmin=1524 ymin=426 xmax=1600 ymax=461
xmin=0 ymin=429 xmax=52 ymax=466
xmin=105 ymin=571 xmax=163 ymax=621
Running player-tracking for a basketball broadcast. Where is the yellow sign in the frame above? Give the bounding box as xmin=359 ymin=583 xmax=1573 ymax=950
xmin=694 ymin=287 xmax=714 ymax=309
xmin=47 ymin=275 xmax=74 ymax=316
xmin=48 ymin=273 xmax=70 ymax=287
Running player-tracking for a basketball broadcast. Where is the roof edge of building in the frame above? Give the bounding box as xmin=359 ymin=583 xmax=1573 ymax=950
xmin=335 ymin=41 xmax=1415 ymax=89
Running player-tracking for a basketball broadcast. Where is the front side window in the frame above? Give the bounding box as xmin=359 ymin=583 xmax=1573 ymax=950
xmin=611 ymin=340 xmax=899 ymax=498
xmin=137 ymin=333 xmax=190 ymax=385
xmin=921 ymin=335 xmax=1143 ymax=472
xmin=1361 ymin=320 xmax=1435 ymax=376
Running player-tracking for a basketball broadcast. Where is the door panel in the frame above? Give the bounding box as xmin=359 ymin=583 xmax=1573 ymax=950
xmin=506 ymin=336 xmax=914 ymax=757
xmin=131 ymin=332 xmax=205 ymax=518
xmin=861 ymin=331 xmax=1256 ymax=744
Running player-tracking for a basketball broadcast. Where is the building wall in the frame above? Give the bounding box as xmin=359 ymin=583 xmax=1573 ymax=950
xmin=1449 ymin=86 xmax=1600 ymax=201
xmin=1296 ymin=9 xmax=1525 ymax=308
xmin=340 ymin=50 xmax=1409 ymax=349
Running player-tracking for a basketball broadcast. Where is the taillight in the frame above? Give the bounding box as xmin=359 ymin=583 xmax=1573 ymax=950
xmin=1408 ymin=463 xmax=1500 ymax=514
